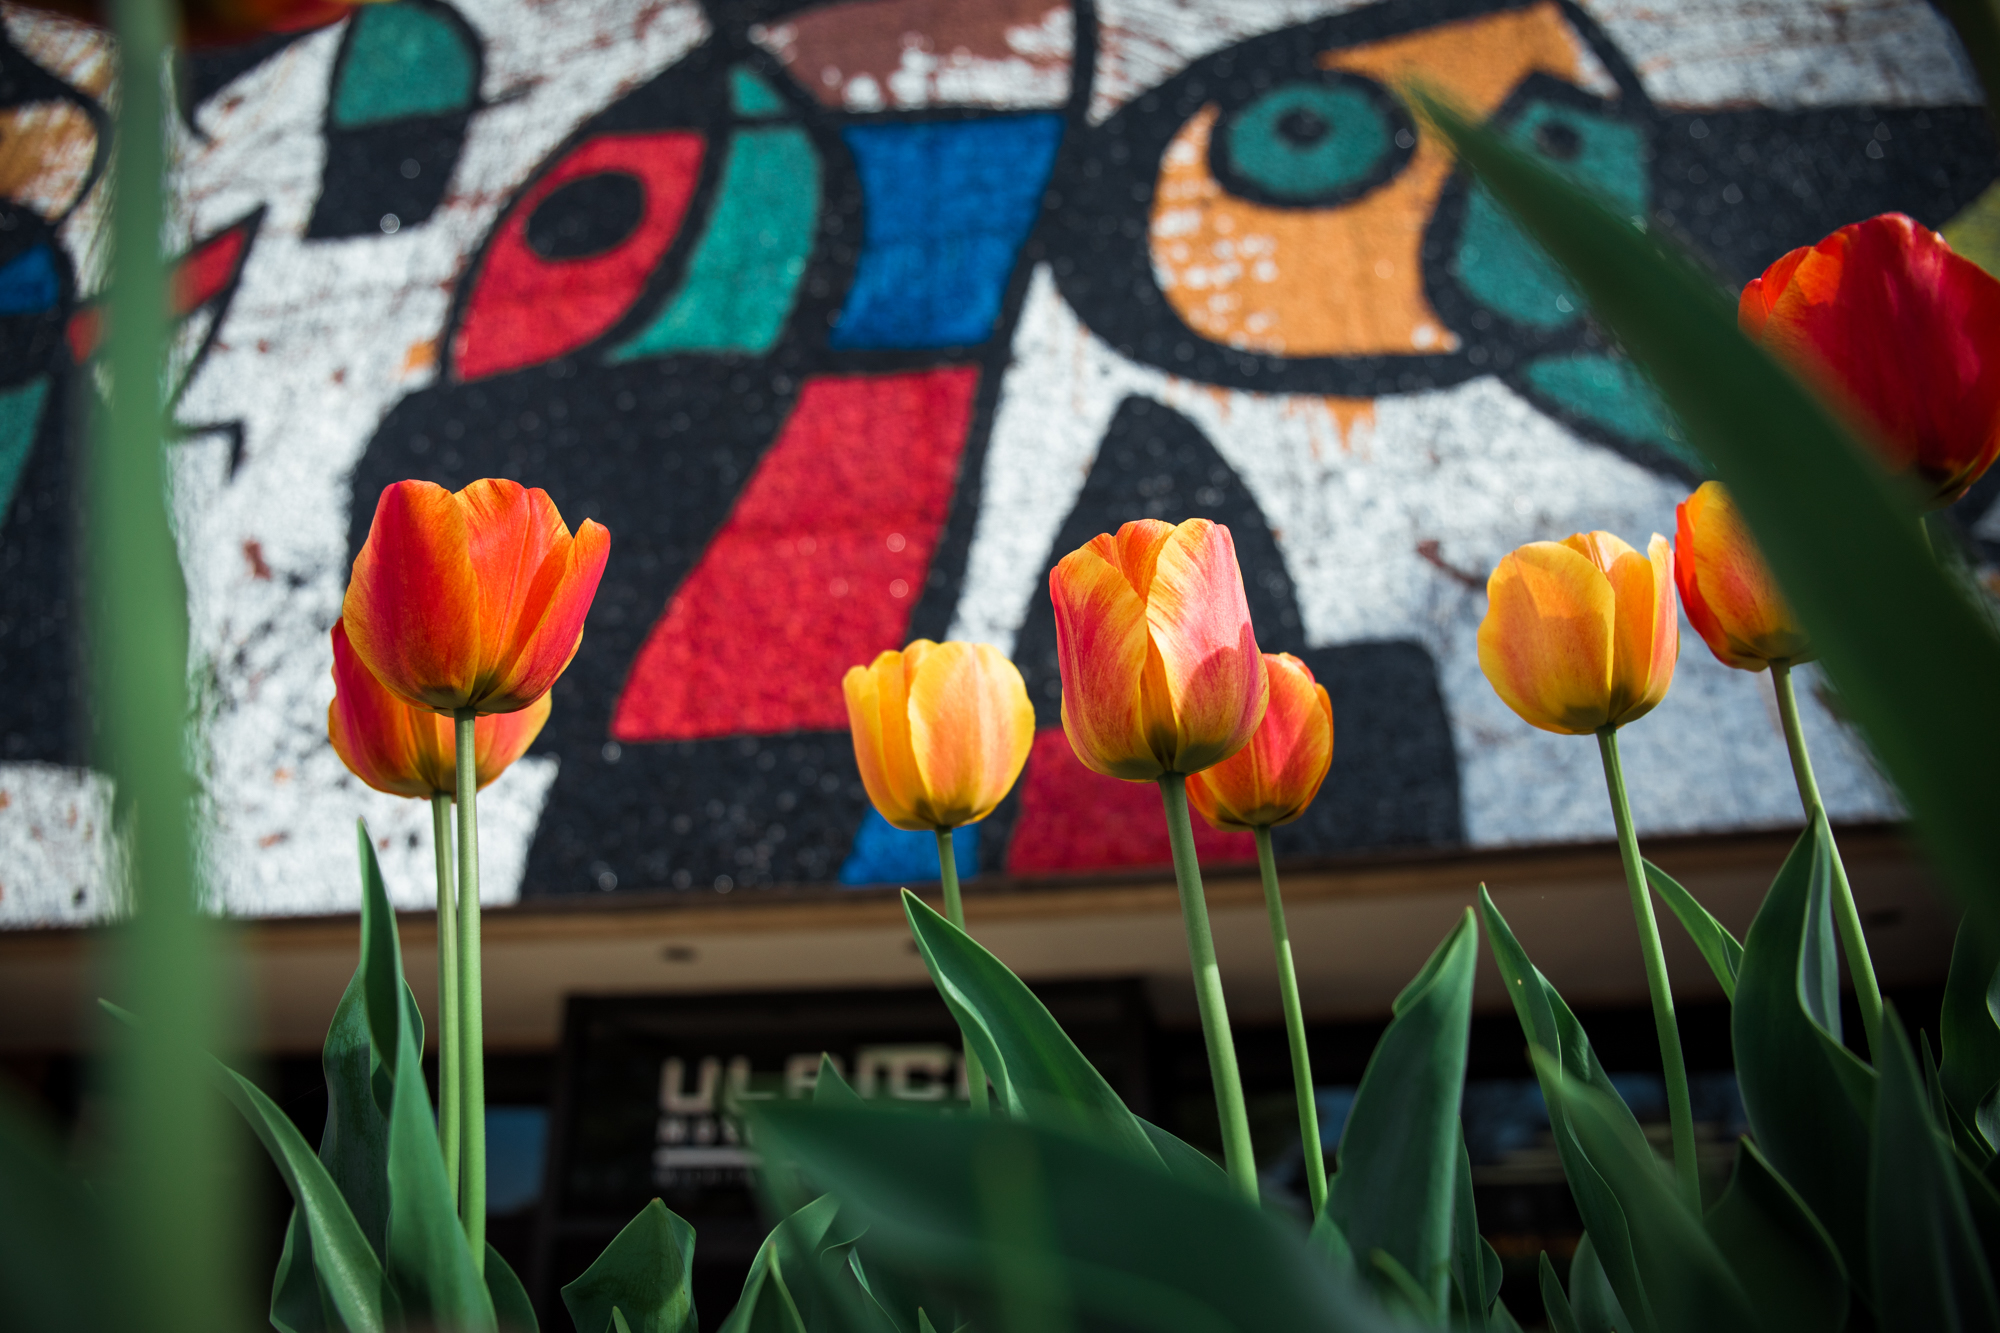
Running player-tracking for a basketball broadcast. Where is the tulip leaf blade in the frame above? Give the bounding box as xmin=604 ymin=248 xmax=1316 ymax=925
xmin=814 ymin=1053 xmax=864 ymax=1106
xmin=901 ymin=889 xmax=1161 ymax=1167
xmin=561 ymin=1198 xmax=697 ymax=1333
xmin=1643 ymin=859 xmax=1742 ymax=1003
xmin=1540 ymin=1253 xmax=1581 ymax=1333
xmin=714 ymin=1195 xmax=840 ymax=1333
xmin=1412 ymin=92 xmax=2000 ymax=937
xmin=1702 ymin=1137 xmax=1848 ymax=1333
xmin=747 ymin=1101 xmax=1405 ymax=1333
xmin=1732 ymin=817 xmax=1876 ymax=1290
xmin=1450 ymin=1126 xmax=1503 ymax=1329
xmin=487 ymin=1244 xmax=539 ymax=1332
xmin=1872 ymin=1007 xmax=2000 ymax=1332
xmin=1568 ymin=1235 xmax=1633 ymax=1333
xmin=1942 ymin=919 xmax=2000 ymax=1154
xmin=0 ymin=1086 xmax=113 ymax=1333
xmin=1325 ymin=908 xmax=1477 ymax=1318
xmin=1137 ymin=1115 xmax=1233 ymax=1194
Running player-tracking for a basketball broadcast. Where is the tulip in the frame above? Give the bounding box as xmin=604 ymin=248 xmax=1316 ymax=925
xmin=342 ymin=478 xmax=610 ymax=717
xmin=22 ymin=0 xmax=379 ymax=46
xmin=1740 ymin=213 xmax=2000 ymax=507
xmin=1673 ymin=481 xmax=1812 ymax=672
xmin=842 ymin=640 xmax=1035 ymax=833
xmin=1477 ymin=531 xmax=1678 ymax=736
xmin=327 ymin=619 xmax=550 ymax=798
xmin=1187 ymin=654 xmax=1332 ymax=831
xmin=1050 ymin=517 xmax=1268 ymax=781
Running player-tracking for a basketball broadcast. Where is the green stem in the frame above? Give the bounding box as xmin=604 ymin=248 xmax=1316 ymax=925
xmin=101 ymin=0 xmax=238 ymax=1324
xmin=1256 ymin=827 xmax=1325 ymax=1217
xmin=936 ymin=829 xmax=990 ymax=1115
xmin=454 ymin=712 xmax=485 ymax=1262
xmin=1158 ymin=774 xmax=1258 ymax=1203
xmin=1597 ymin=729 xmax=1701 ymax=1213
xmin=1772 ymin=663 xmax=1884 ymax=1057
xmin=431 ymin=792 xmax=461 ymax=1200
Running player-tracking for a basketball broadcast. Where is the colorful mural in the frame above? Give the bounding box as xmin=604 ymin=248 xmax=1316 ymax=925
xmin=0 ymin=0 xmax=1992 ymax=921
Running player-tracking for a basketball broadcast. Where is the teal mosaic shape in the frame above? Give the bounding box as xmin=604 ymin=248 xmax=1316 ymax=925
xmin=1524 ymin=353 xmax=1701 ymax=469
xmin=1225 ymin=82 xmax=1393 ymax=202
xmin=1455 ymin=99 xmax=1647 ymax=330
xmin=0 ymin=377 xmax=49 ymax=522
xmin=729 ymin=66 xmax=787 ymax=119
xmin=609 ymin=126 xmax=820 ymax=359
xmin=331 ymin=2 xmax=477 ymax=129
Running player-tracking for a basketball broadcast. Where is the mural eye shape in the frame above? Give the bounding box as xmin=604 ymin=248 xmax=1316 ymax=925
xmin=525 ymin=172 xmax=646 ymax=261
xmin=1534 ymin=120 xmax=1583 ymax=162
xmin=1213 ymin=76 xmax=1413 ymax=208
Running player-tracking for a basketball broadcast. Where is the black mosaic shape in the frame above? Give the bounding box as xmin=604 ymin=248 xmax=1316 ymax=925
xmin=0 ymin=366 xmax=84 ymax=765
xmin=307 ymin=114 xmax=473 ymax=239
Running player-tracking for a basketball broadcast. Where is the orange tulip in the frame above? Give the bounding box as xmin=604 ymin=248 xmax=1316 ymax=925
xmin=1740 ymin=213 xmax=2000 ymax=507
xmin=1674 ymin=482 xmax=1812 ymax=672
xmin=1050 ymin=518 xmax=1267 ymax=781
xmin=1478 ymin=531 xmax=1679 ymax=736
xmin=1187 ymin=653 xmax=1332 ymax=830
xmin=327 ymin=619 xmax=550 ymax=799
xmin=342 ymin=478 xmax=609 ymax=716
xmin=843 ymin=640 xmax=1034 ymax=831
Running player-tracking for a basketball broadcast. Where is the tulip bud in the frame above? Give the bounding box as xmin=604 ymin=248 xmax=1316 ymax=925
xmin=342 ymin=478 xmax=609 ymax=716
xmin=1740 ymin=213 xmax=2000 ymax=507
xmin=1478 ymin=531 xmax=1678 ymax=736
xmin=1674 ymin=482 xmax=1812 ymax=672
xmin=1187 ymin=653 xmax=1332 ymax=830
xmin=328 ymin=620 xmax=549 ymax=798
xmin=842 ymin=640 xmax=1035 ymax=831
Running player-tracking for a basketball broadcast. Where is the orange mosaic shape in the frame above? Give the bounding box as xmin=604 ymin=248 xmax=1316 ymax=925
xmin=1148 ymin=2 xmax=1594 ymax=358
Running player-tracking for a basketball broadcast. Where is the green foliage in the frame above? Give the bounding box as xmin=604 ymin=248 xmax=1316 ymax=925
xmin=0 ymin=1089 xmax=113 ymax=1332
xmin=1702 ymin=1139 xmax=1848 ymax=1333
xmin=1942 ymin=924 xmax=2000 ymax=1154
xmin=487 ymin=1245 xmax=540 ymax=1333
xmin=1539 ymin=1254 xmax=1580 ymax=1333
xmin=1643 ymin=861 xmax=1743 ymax=1002
xmin=562 ymin=1199 xmax=697 ymax=1333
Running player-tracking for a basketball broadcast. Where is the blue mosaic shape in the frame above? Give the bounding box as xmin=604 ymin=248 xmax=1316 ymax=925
xmin=0 ymin=378 xmax=49 ymax=522
xmin=1524 ymin=352 xmax=1700 ymax=468
xmin=838 ymin=809 xmax=980 ymax=887
xmin=0 ymin=246 xmax=58 ymax=315
xmin=830 ymin=115 xmax=1063 ymax=350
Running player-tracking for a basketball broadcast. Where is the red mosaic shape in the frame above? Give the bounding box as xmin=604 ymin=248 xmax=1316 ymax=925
xmin=611 ymin=367 xmax=981 ymax=741
xmin=1004 ymin=727 xmax=1257 ymax=874
xmin=451 ymin=132 xmax=705 ymax=381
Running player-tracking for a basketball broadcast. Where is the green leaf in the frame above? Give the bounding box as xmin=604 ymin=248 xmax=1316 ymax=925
xmin=901 ymin=890 xmax=1160 ymax=1166
xmin=318 ymin=970 xmax=392 ymax=1260
xmin=562 ymin=1199 xmax=698 ymax=1333
xmin=1412 ymin=94 xmax=2000 ymax=934
xmin=269 ymin=1211 xmax=329 ymax=1333
xmin=749 ymin=1102 xmax=1402 ymax=1333
xmin=1702 ymin=1137 xmax=1847 ymax=1333
xmin=1643 ymin=861 xmax=1742 ymax=1002
xmin=357 ymin=824 xmax=495 ymax=1332
xmin=1539 ymin=1052 xmax=1761 ymax=1333
xmin=0 ymin=1088 xmax=111 ymax=1333
xmin=1137 ymin=1116 xmax=1232 ymax=1196
xmin=1450 ymin=1128 xmax=1500 ymax=1330
xmin=1326 ymin=909 xmax=1476 ymax=1319
xmin=1478 ymin=890 xmax=1649 ymax=1329
xmin=1943 ymin=920 xmax=2000 ymax=1151
xmin=1540 ymin=1254 xmax=1580 ymax=1333
xmin=1569 ymin=1236 xmax=1634 ymax=1333
xmin=814 ymin=1054 xmax=863 ymax=1107
xmin=1872 ymin=1008 xmax=2000 ymax=1332
xmin=716 ymin=1195 xmax=842 ymax=1333
xmin=487 ymin=1243 xmax=539 ymax=1332
xmin=1732 ymin=818 xmax=1875 ymax=1288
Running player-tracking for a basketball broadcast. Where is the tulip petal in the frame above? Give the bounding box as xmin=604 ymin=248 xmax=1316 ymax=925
xmin=844 ymin=650 xmax=931 ymax=830
xmin=328 ymin=619 xmax=435 ymax=799
xmin=473 ymin=691 xmax=551 ymax=790
xmin=1146 ymin=520 xmax=1266 ymax=773
xmin=1052 ymin=536 xmax=1159 ymax=780
xmin=907 ymin=642 xmax=1035 ymax=827
xmin=1678 ymin=483 xmax=1811 ymax=670
xmin=1603 ymin=535 xmax=1677 ymax=727
xmin=1477 ymin=541 xmax=1617 ymax=735
xmin=1188 ymin=653 xmax=1331 ymax=829
xmin=482 ymin=515 xmax=611 ymax=713
xmin=458 ymin=479 xmax=566 ymax=689
xmin=341 ymin=481 xmax=483 ymax=712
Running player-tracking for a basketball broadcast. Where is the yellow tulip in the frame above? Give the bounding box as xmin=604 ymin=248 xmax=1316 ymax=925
xmin=842 ymin=640 xmax=1034 ymax=831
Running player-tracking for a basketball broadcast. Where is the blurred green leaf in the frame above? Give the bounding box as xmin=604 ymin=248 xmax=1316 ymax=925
xmin=1326 ymin=909 xmax=1476 ymax=1318
xmin=1873 ymin=1009 xmax=2000 ymax=1331
xmin=1540 ymin=1254 xmax=1580 ymax=1333
xmin=487 ymin=1243 xmax=539 ymax=1332
xmin=0 ymin=1089 xmax=111 ymax=1332
xmin=1733 ymin=819 xmax=1875 ymax=1289
xmin=1943 ymin=922 xmax=2000 ymax=1153
xmin=1643 ymin=861 xmax=1742 ymax=1002
xmin=901 ymin=891 xmax=1160 ymax=1166
xmin=1478 ymin=890 xmax=1648 ymax=1326
xmin=1568 ymin=1236 xmax=1633 ymax=1333
xmin=716 ymin=1195 xmax=841 ymax=1333
xmin=1137 ymin=1117 xmax=1232 ymax=1195
xmin=1413 ymin=95 xmax=2000 ymax=934
xmin=815 ymin=1054 xmax=863 ymax=1107
xmin=1702 ymin=1137 xmax=1847 ymax=1333
xmin=562 ymin=1199 xmax=697 ymax=1333
xmin=750 ymin=1103 xmax=1402 ymax=1333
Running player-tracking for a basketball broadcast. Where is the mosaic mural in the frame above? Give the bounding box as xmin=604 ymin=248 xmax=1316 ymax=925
xmin=0 ymin=0 xmax=1994 ymax=921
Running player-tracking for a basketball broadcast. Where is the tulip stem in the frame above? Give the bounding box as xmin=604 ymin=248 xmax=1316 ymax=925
xmin=936 ymin=829 xmax=990 ymax=1115
xmin=1158 ymin=774 xmax=1258 ymax=1203
xmin=431 ymin=792 xmax=461 ymax=1200
xmin=1771 ymin=663 xmax=1883 ymax=1058
xmin=1256 ymin=826 xmax=1325 ymax=1217
xmin=454 ymin=711 xmax=485 ymax=1264
xmin=1597 ymin=729 xmax=1700 ymax=1213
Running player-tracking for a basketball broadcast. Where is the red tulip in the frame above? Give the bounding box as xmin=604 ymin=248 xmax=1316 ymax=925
xmin=1740 ymin=213 xmax=2000 ymax=507
xmin=327 ymin=620 xmax=549 ymax=798
xmin=1674 ymin=481 xmax=1812 ymax=672
xmin=1050 ymin=518 xmax=1267 ymax=781
xmin=341 ymin=479 xmax=609 ymax=716
xmin=1187 ymin=653 xmax=1332 ymax=830
xmin=18 ymin=0 xmax=374 ymax=45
